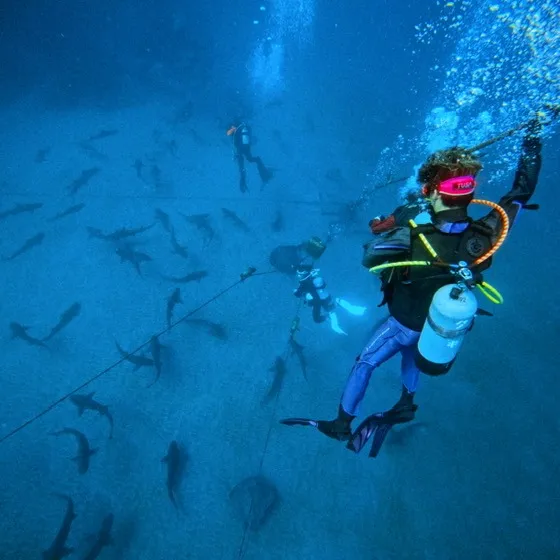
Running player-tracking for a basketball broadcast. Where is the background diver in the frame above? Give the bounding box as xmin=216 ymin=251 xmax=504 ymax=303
xmin=294 ymin=260 xmax=367 ymax=336
xmin=227 ymin=121 xmax=272 ymax=193
xmin=281 ymin=112 xmax=551 ymax=458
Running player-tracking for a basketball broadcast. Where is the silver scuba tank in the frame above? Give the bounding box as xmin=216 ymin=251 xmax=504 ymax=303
xmin=240 ymin=125 xmax=250 ymax=145
xmin=414 ymin=281 xmax=478 ymax=375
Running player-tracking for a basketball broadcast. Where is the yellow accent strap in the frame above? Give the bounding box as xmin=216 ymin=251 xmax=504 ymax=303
xmin=477 ymin=281 xmax=504 ymax=304
xmin=409 ymin=219 xmax=439 ymax=259
xmin=369 ymin=260 xmax=431 ymax=274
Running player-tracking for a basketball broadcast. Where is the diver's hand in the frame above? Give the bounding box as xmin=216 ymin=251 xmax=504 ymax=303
xmin=368 ymin=216 xmax=384 ymax=233
xmin=529 ymin=104 xmax=560 ymax=137
xmin=369 ymin=214 xmax=396 ymax=234
xmin=526 ymin=116 xmax=543 ymax=138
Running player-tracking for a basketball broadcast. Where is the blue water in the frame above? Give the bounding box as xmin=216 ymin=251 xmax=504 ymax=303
xmin=1 ymin=1 xmax=559 ymax=558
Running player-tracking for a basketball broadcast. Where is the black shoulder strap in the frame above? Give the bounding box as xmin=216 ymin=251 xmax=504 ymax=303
xmin=409 ymin=223 xmax=437 ymax=237
xmin=469 ymin=221 xmax=494 ymax=237
xmin=412 ymin=219 xmax=494 ymax=238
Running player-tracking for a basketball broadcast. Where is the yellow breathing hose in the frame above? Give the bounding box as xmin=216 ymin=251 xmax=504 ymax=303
xmin=471 ymin=199 xmax=510 ymax=267
xmin=369 ymin=260 xmax=432 ymax=273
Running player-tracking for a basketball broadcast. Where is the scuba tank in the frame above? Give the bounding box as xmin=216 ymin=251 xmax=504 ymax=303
xmin=240 ymin=124 xmax=250 ymax=146
xmin=414 ymin=262 xmax=478 ymax=376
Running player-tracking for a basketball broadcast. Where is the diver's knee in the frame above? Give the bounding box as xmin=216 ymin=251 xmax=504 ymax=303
xmin=355 ymin=357 xmax=380 ymax=371
xmin=350 ymin=360 xmax=376 ymax=382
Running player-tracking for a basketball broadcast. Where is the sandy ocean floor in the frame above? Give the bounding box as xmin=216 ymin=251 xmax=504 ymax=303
xmin=0 ymin=95 xmax=559 ymax=560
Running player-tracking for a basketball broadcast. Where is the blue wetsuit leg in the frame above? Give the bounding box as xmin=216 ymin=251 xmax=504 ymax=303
xmin=341 ymin=317 xmax=420 ymax=416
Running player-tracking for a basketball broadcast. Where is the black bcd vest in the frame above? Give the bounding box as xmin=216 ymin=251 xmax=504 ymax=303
xmin=379 ymin=220 xmax=494 ymax=330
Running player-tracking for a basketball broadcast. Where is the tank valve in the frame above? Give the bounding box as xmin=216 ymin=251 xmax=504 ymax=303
xmin=450 ymin=286 xmax=462 ymax=300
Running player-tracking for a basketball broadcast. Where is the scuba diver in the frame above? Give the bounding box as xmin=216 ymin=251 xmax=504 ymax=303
xmin=294 ymin=261 xmax=367 ymax=336
xmin=227 ymin=121 xmax=272 ymax=193
xmin=281 ymin=113 xmax=550 ymax=458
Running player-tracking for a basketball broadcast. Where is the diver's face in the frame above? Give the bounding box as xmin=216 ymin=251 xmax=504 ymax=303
xmin=428 ymin=190 xmax=447 ymax=213
xmin=428 ymin=190 xmax=437 ymax=208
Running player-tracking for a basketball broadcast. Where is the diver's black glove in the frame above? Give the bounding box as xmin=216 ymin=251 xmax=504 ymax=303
xmin=525 ymin=116 xmax=543 ymax=140
xmin=526 ymin=104 xmax=560 ymax=140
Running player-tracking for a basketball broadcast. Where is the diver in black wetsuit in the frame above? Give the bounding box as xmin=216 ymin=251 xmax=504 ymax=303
xmin=293 ymin=262 xmax=351 ymax=335
xmin=294 ymin=263 xmax=336 ymax=324
xmin=227 ymin=122 xmax=272 ymax=193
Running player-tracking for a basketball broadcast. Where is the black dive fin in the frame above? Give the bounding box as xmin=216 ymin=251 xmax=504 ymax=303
xmin=279 ymin=417 xmax=318 ymax=427
xmin=384 ymin=403 xmax=418 ymax=425
xmin=347 ymin=404 xmax=418 ymax=457
xmin=476 ymin=307 xmax=493 ymax=317
xmin=347 ymin=413 xmax=385 ymax=454
xmin=369 ymin=423 xmax=394 ymax=458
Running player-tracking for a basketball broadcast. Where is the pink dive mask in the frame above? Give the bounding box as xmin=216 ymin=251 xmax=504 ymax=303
xmin=437 ymin=175 xmax=476 ymax=196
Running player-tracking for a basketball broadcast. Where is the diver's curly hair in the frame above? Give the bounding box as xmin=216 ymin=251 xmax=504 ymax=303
xmin=418 ymin=146 xmax=483 ymax=187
